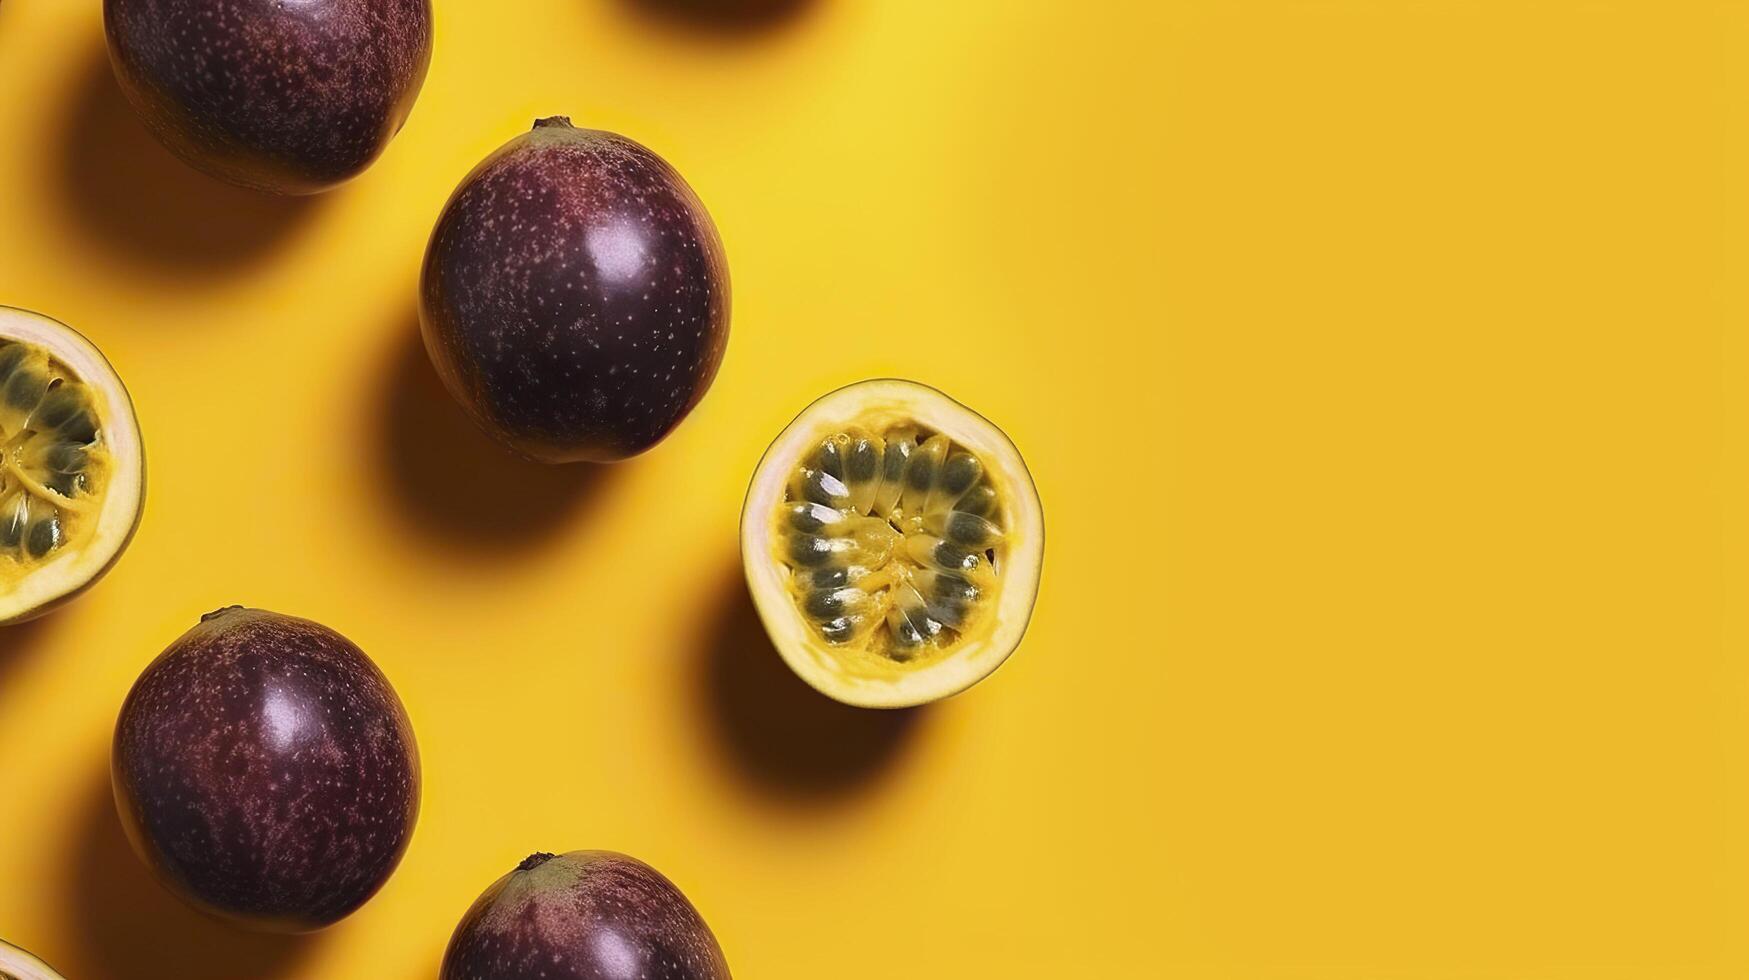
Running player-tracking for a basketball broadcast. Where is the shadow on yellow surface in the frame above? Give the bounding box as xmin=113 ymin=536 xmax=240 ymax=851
xmin=623 ymin=0 xmax=817 ymax=35
xmin=0 ymin=615 xmax=60 ymax=688
xmin=54 ymin=48 xmax=318 ymax=274
xmin=695 ymin=569 xmax=927 ymax=802
xmin=57 ymin=771 xmax=320 ymax=980
xmin=373 ymin=323 xmax=616 ymax=551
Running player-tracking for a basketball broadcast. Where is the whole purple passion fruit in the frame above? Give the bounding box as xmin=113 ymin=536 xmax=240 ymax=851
xmin=441 ymin=850 xmax=732 ymax=980
xmin=112 ymin=607 xmax=420 ymax=932
xmin=420 ymin=118 xmax=731 ymax=463
xmin=103 ymin=0 xmax=434 ymax=194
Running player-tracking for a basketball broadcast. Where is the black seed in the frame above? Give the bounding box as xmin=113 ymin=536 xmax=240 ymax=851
xmin=25 ymin=516 xmax=61 ymax=558
xmin=0 ymin=504 xmax=26 ymax=547
xmin=932 ymin=573 xmax=980 ymax=605
xmin=938 ymin=452 xmax=981 ymax=500
xmin=846 ymin=437 xmax=880 ymax=483
xmin=955 ymin=483 xmax=999 ymax=519
xmin=936 ymin=542 xmax=979 ymax=572
xmin=946 ymin=511 xmax=1001 ymax=548
xmin=5 ymin=369 xmax=47 ymax=411
xmin=801 ymin=469 xmax=851 ymax=507
xmin=788 ymin=534 xmax=837 ymax=568
xmin=821 ymin=617 xmax=857 ymax=644
xmin=805 ymin=589 xmax=847 ymax=619
xmin=45 ymin=442 xmax=87 ymax=473
xmin=803 ymin=567 xmax=850 ymax=590
xmin=891 ymin=614 xmax=924 ymax=648
xmin=787 ymin=502 xmax=840 ymax=534
xmin=59 ymin=411 xmax=98 ymax=445
xmin=928 ymin=597 xmax=970 ymax=628
xmin=0 ymin=344 xmax=24 ymax=382
xmin=905 ymin=452 xmax=936 ymax=492
xmin=882 ymin=439 xmax=912 ymax=484
xmin=817 ymin=438 xmax=847 ymax=481
xmin=31 ymin=386 xmax=94 ymax=437
xmin=45 ymin=472 xmax=86 ymax=498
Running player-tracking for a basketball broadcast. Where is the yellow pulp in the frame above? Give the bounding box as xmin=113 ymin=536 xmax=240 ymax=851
xmin=775 ymin=424 xmax=1009 ymax=667
xmin=0 ymin=341 xmax=111 ymax=591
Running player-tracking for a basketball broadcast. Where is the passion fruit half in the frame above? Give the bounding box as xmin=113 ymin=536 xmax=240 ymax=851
xmin=0 ymin=940 xmax=66 ymax=980
xmin=0 ymin=307 xmax=144 ymax=625
xmin=742 ymin=380 xmax=1044 ymax=708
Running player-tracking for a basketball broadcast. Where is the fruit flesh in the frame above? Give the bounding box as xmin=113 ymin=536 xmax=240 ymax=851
xmin=778 ymin=423 xmax=1008 ymax=666
xmin=0 ymin=341 xmax=113 ymax=590
xmin=112 ymin=607 xmax=420 ymax=932
xmin=744 ymin=380 xmax=1044 ymax=708
xmin=441 ymin=850 xmax=731 ymax=980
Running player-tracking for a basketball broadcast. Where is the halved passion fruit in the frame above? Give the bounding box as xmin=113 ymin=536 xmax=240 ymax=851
xmin=742 ymin=379 xmax=1044 ymax=708
xmin=0 ymin=939 xmax=65 ymax=980
xmin=0 ymin=307 xmax=144 ymax=625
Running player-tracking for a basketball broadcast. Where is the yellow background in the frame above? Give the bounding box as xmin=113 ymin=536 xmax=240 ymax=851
xmin=0 ymin=0 xmax=1744 ymax=977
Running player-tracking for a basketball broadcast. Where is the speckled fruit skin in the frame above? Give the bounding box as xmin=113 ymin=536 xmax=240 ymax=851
xmin=441 ymin=851 xmax=732 ymax=980
xmin=420 ymin=118 xmax=731 ymax=464
xmin=103 ymin=0 xmax=433 ymax=195
xmin=112 ymin=607 xmax=420 ymax=933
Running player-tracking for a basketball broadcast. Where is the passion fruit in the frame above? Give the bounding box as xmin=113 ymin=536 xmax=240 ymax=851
xmin=0 ymin=939 xmax=66 ymax=980
xmin=0 ymin=307 xmax=144 ymax=626
xmin=420 ymin=117 xmax=730 ymax=463
xmin=441 ymin=850 xmax=731 ymax=980
xmin=112 ymin=607 xmax=420 ymax=933
xmin=103 ymin=0 xmax=434 ymax=194
xmin=742 ymin=380 xmax=1044 ymax=708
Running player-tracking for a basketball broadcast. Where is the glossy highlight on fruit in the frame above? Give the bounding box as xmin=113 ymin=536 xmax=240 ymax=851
xmin=0 ymin=939 xmax=66 ymax=980
xmin=442 ymin=850 xmax=731 ymax=980
xmin=103 ymin=0 xmax=434 ymax=194
xmin=421 ymin=117 xmax=730 ymax=463
xmin=0 ymin=307 xmax=144 ymax=626
xmin=112 ymin=607 xmax=420 ymax=933
xmin=743 ymin=380 xmax=1044 ymax=708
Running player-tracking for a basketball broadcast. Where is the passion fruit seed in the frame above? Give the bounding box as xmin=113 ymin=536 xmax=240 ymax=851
xmin=0 ymin=340 xmax=108 ymax=582
xmin=777 ymin=424 xmax=1006 ymax=663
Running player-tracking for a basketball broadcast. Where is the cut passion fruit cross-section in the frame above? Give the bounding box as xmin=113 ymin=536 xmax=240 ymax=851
xmin=743 ymin=380 xmax=1043 ymax=708
xmin=0 ymin=307 xmax=144 ymax=625
xmin=0 ymin=939 xmax=67 ymax=980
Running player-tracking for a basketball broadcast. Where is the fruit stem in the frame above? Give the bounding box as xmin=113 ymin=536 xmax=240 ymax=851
xmin=533 ymin=116 xmax=574 ymax=131
xmin=200 ymin=605 xmax=246 ymax=622
xmin=517 ymin=852 xmax=556 ymax=872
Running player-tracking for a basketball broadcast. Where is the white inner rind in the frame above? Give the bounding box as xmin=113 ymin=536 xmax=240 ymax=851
xmin=0 ymin=308 xmax=144 ymax=625
xmin=743 ymin=379 xmax=1044 ymax=708
xmin=0 ymin=940 xmax=66 ymax=980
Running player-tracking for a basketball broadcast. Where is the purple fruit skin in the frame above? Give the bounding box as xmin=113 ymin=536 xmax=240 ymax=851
xmin=112 ymin=607 xmax=420 ymax=933
xmin=420 ymin=118 xmax=731 ymax=464
xmin=441 ymin=851 xmax=732 ymax=980
xmin=103 ymin=0 xmax=433 ymax=195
